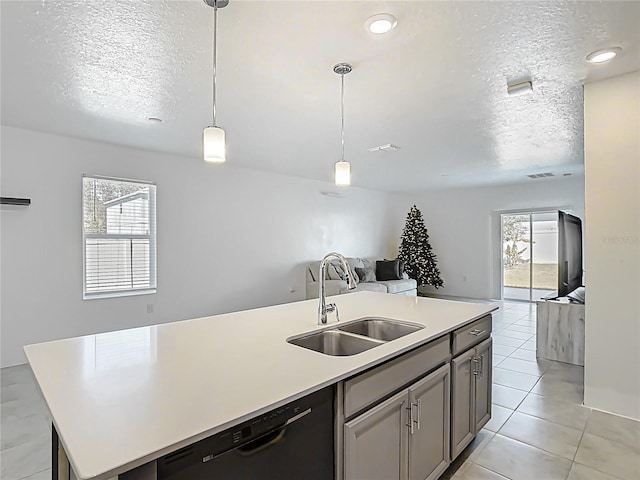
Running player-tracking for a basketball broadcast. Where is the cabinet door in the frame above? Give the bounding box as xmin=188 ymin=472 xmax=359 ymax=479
xmin=408 ymin=364 xmax=450 ymax=480
xmin=450 ymin=349 xmax=475 ymax=460
xmin=344 ymin=390 xmax=409 ymax=480
xmin=474 ymin=338 xmax=492 ymax=433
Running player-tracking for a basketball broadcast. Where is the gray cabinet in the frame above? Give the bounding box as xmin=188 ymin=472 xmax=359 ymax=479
xmin=344 ymin=364 xmax=451 ymax=480
xmin=474 ymin=339 xmax=492 ymax=433
xmin=450 ymin=338 xmax=492 ymax=460
xmin=340 ymin=315 xmax=493 ymax=480
xmin=451 ymin=349 xmax=475 ymax=460
xmin=408 ymin=364 xmax=450 ymax=480
xmin=344 ymin=389 xmax=409 ymax=480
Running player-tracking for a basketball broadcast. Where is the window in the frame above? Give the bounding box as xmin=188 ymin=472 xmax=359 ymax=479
xmin=82 ymin=175 xmax=156 ymax=299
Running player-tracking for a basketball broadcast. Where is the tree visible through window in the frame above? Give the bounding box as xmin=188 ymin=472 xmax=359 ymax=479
xmin=82 ymin=175 xmax=157 ymax=299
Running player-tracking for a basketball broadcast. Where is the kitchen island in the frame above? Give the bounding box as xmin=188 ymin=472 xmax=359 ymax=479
xmin=25 ymin=292 xmax=497 ymax=480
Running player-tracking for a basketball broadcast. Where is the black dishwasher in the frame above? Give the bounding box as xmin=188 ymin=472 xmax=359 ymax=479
xmin=157 ymin=386 xmax=334 ymax=480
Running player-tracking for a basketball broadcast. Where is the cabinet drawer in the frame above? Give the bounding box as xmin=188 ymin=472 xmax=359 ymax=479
xmin=344 ymin=335 xmax=450 ymax=419
xmin=452 ymin=315 xmax=492 ymax=356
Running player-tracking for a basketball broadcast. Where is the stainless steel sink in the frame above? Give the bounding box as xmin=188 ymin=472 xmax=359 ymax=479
xmin=287 ymin=318 xmax=424 ymax=356
xmin=288 ymin=330 xmax=383 ymax=356
xmin=337 ymin=317 xmax=424 ymax=341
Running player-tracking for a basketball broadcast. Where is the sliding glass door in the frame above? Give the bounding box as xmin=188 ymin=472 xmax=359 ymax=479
xmin=501 ymin=211 xmax=558 ymax=302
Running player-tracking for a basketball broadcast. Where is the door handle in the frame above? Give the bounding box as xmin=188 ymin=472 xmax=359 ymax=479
xmin=235 ymin=426 xmax=287 ymax=456
xmin=472 ymin=357 xmax=479 ymax=375
xmin=406 ymin=405 xmax=414 ymax=434
xmin=479 ymin=354 xmax=484 ymax=378
xmin=469 ymin=329 xmax=487 ymax=337
xmin=409 ymin=402 xmax=419 ymax=434
xmin=416 ymin=399 xmax=421 ymax=431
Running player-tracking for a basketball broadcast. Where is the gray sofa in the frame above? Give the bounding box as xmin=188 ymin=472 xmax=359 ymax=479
xmin=305 ymin=257 xmax=417 ymax=299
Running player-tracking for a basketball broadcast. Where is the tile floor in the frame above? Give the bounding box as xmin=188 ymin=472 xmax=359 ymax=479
xmin=442 ymin=301 xmax=640 ymax=480
xmin=1 ymin=301 xmax=639 ymax=480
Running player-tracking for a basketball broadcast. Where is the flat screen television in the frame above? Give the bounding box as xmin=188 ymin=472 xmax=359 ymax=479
xmin=557 ymin=210 xmax=583 ymax=297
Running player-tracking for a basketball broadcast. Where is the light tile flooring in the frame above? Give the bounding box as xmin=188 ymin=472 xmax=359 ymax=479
xmin=1 ymin=301 xmax=639 ymax=480
xmin=443 ymin=301 xmax=640 ymax=480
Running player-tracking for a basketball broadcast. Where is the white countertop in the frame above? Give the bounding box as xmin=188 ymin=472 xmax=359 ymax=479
xmin=24 ymin=292 xmax=497 ymax=480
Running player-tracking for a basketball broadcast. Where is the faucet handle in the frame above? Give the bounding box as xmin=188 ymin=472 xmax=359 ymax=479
xmin=326 ymin=303 xmax=340 ymax=322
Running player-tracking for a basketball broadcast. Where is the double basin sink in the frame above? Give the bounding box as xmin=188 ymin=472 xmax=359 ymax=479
xmin=287 ymin=318 xmax=424 ymax=356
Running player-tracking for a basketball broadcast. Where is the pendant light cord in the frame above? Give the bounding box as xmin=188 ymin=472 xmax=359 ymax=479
xmin=340 ymin=72 xmax=345 ymax=162
xmin=212 ymin=0 xmax=218 ymax=126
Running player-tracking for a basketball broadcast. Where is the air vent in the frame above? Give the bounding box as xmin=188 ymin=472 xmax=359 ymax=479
xmin=368 ymin=143 xmax=400 ymax=152
xmin=527 ymin=172 xmax=554 ymax=179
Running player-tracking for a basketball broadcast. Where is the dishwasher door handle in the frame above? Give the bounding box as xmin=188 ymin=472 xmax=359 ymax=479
xmin=236 ymin=427 xmax=287 ymax=456
xmin=235 ymin=408 xmax=312 ymax=457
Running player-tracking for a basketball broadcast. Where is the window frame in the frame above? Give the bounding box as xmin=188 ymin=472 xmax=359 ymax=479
xmin=82 ymin=174 xmax=157 ymax=300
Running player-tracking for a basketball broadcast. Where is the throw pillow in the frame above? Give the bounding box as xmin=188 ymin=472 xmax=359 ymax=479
xmin=384 ymin=258 xmax=405 ymax=277
xmin=355 ymin=266 xmax=376 ymax=283
xmin=325 ymin=263 xmax=342 ymax=281
xmin=376 ymin=260 xmax=403 ymax=281
xmin=361 ymin=258 xmax=374 ymax=270
xmin=392 ymin=259 xmax=405 ymax=276
xmin=349 ymin=264 xmax=360 ymax=284
xmin=330 ymin=260 xmax=360 ymax=284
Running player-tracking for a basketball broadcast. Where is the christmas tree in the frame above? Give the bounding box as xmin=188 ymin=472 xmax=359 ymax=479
xmin=398 ymin=205 xmax=444 ymax=288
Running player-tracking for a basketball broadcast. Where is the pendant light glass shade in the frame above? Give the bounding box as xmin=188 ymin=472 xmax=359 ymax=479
xmin=333 ymin=63 xmax=353 ymax=186
xmin=203 ymin=126 xmax=226 ymax=163
xmin=335 ymin=160 xmax=351 ymax=186
xmin=203 ymin=0 xmax=227 ymax=164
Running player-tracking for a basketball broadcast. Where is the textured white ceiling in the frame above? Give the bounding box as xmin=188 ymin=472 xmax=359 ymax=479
xmin=1 ymin=1 xmax=639 ymax=193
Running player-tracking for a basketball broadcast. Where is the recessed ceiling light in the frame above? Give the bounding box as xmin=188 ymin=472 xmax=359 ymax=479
xmin=365 ymin=14 xmax=397 ymax=35
xmin=586 ymin=47 xmax=622 ymax=64
xmin=147 ymin=117 xmax=163 ymax=123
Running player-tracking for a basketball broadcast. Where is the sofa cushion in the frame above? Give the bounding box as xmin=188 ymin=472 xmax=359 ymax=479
xmin=350 ymin=282 xmax=387 ymax=294
xmin=326 ymin=262 xmax=344 ymax=281
xmin=395 ymin=288 xmax=418 ymax=296
xmin=330 ymin=260 xmax=359 ymax=284
xmin=308 ymin=260 xmax=357 ymax=282
xmin=355 ymin=265 xmax=376 ymax=282
xmin=376 ymin=260 xmax=403 ymax=280
xmin=377 ymin=278 xmax=417 ymax=294
xmin=347 ymin=257 xmax=365 ymax=269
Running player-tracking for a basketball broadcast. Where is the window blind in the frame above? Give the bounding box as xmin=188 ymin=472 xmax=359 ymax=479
xmin=82 ymin=176 xmax=157 ymax=299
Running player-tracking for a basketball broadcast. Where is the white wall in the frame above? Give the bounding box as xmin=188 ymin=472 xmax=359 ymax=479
xmin=584 ymin=72 xmax=640 ymax=420
xmin=0 ymin=126 xmax=406 ymax=367
xmin=408 ymin=178 xmax=585 ymax=299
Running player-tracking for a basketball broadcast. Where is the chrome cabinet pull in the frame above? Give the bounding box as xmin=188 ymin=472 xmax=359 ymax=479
xmin=410 ymin=403 xmax=419 ymax=433
xmin=472 ymin=357 xmax=479 ymax=375
xmin=407 ymin=403 xmax=420 ymax=434
xmin=469 ymin=329 xmax=487 ymax=337
xmin=406 ymin=405 xmax=414 ymax=434
xmin=407 ymin=404 xmax=414 ymax=435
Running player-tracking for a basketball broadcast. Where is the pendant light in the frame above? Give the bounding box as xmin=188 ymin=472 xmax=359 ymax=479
xmin=203 ymin=0 xmax=229 ymax=163
xmin=334 ymin=63 xmax=352 ymax=186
